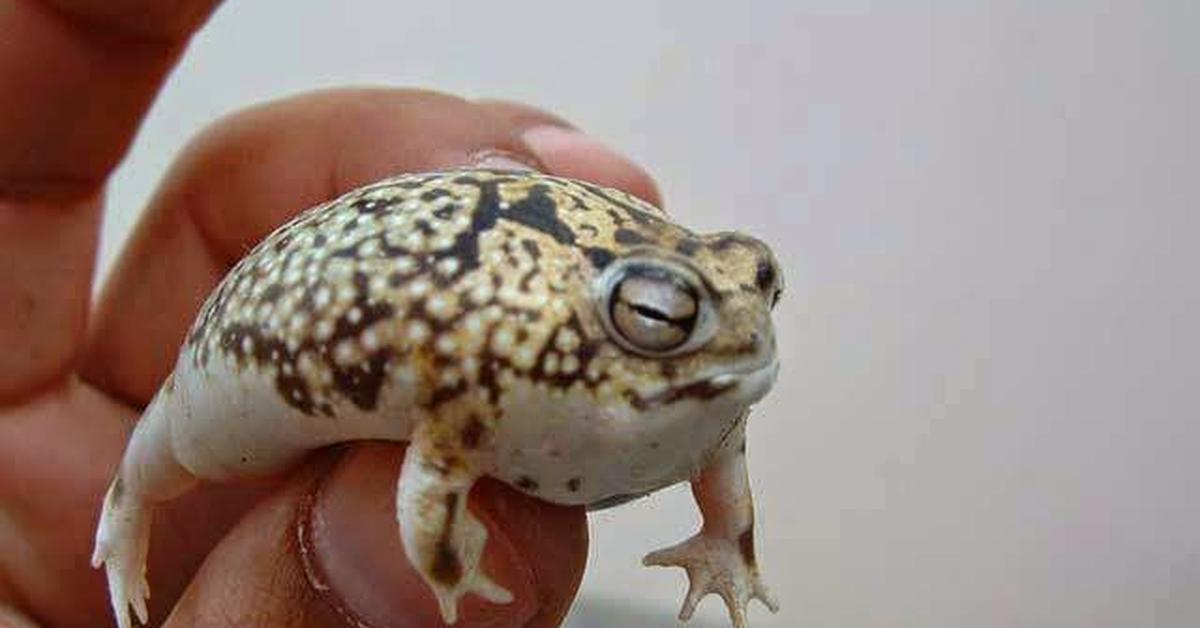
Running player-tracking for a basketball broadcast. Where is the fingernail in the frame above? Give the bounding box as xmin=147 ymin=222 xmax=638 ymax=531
xmin=300 ymin=443 xmax=536 ymax=628
xmin=470 ymin=149 xmax=541 ymax=172
xmin=521 ymin=125 xmax=621 ymax=166
xmin=520 ymin=125 xmax=663 ymax=207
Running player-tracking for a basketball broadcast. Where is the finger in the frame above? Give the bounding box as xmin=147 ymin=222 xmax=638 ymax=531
xmin=82 ymin=88 xmax=662 ymax=405
xmin=163 ymin=443 xmax=587 ymax=628
xmin=478 ymin=99 xmax=662 ymax=207
xmin=0 ymin=194 xmax=101 ymax=403
xmin=0 ymin=0 xmax=220 ymax=402
xmin=0 ymin=0 xmax=219 ymax=193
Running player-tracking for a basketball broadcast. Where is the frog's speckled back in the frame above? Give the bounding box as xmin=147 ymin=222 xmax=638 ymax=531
xmin=184 ymin=169 xmax=774 ymax=422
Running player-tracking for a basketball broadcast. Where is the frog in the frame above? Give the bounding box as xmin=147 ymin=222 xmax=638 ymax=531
xmin=92 ymin=168 xmax=783 ymax=628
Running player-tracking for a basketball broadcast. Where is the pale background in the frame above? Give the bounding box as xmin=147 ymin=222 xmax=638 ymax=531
xmin=98 ymin=2 xmax=1199 ymax=627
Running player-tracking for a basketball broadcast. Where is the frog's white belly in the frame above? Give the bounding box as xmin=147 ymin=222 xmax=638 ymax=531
xmin=168 ymin=351 xmax=736 ymax=504
xmin=166 ymin=345 xmax=772 ymax=507
xmin=486 ymin=362 xmax=777 ymax=506
xmin=489 ymin=385 xmax=742 ymax=505
xmin=167 ymin=351 xmax=417 ymax=480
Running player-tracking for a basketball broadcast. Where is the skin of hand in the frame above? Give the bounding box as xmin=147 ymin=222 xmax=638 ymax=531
xmin=0 ymin=2 xmax=662 ymax=627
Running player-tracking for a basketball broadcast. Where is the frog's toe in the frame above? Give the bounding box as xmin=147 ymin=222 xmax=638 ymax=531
xmin=430 ymin=570 xmax=513 ymax=624
xmin=678 ymin=568 xmax=713 ymax=621
xmin=439 ymin=508 xmax=513 ymax=621
xmin=102 ymin=560 xmax=150 ymax=628
xmin=644 ymin=534 xmax=777 ymax=628
xmin=470 ymin=570 xmax=514 ymax=605
xmin=752 ymin=581 xmax=780 ymax=613
xmin=93 ymin=481 xmax=152 ymax=628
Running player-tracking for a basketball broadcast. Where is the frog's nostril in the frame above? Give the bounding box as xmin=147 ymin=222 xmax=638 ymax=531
xmin=749 ymin=331 xmax=761 ymax=348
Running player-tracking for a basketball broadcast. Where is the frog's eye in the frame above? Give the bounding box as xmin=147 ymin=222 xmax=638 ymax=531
xmin=611 ymin=273 xmax=697 ymax=352
xmin=597 ymin=258 xmax=716 ymax=356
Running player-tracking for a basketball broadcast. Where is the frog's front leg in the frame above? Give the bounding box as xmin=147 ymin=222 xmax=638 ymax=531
xmin=396 ymin=424 xmax=514 ymax=624
xmin=644 ymin=430 xmax=778 ymax=628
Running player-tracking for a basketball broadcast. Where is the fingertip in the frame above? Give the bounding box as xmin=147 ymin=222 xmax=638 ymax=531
xmin=161 ymin=444 xmax=586 ymax=628
xmin=521 ymin=125 xmax=664 ymax=208
xmin=477 ymin=98 xmax=663 ymax=208
xmin=306 ymin=443 xmax=586 ymax=628
xmin=470 ymin=467 xmax=589 ymax=628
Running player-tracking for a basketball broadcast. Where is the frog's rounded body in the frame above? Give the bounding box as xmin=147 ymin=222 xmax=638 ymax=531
xmin=167 ymin=348 xmax=774 ymax=507
xmin=96 ymin=169 xmax=783 ymax=628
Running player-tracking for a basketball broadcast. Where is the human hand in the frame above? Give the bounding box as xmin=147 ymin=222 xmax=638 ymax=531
xmin=0 ymin=2 xmax=660 ymax=626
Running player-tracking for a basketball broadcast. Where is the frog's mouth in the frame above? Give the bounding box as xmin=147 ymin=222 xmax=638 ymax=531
xmin=629 ymin=359 xmax=779 ymax=410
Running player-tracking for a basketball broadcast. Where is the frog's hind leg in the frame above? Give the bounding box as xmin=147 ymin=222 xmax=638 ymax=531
xmin=92 ymin=387 xmax=197 ymax=628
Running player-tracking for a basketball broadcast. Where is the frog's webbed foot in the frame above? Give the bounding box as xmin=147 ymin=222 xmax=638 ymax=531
xmin=645 ymin=534 xmax=778 ymax=628
xmin=646 ymin=433 xmax=778 ymax=628
xmin=91 ymin=478 xmax=152 ymax=628
xmin=396 ymin=432 xmax=513 ymax=624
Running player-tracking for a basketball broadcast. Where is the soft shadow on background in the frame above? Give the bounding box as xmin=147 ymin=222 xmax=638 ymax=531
xmin=104 ymin=2 xmax=1198 ymax=627
xmin=565 ymin=596 xmax=729 ymax=628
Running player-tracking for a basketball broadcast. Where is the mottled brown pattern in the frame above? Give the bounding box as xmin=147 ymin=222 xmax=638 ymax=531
xmin=181 ymin=169 xmax=781 ymax=437
xmin=627 ymin=378 xmax=737 ymax=410
xmin=460 ymin=415 xmax=487 ymax=449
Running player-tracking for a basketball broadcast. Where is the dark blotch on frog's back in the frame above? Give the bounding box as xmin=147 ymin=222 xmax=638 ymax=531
xmin=614 ymin=227 xmax=648 ymax=245
xmin=676 ymin=238 xmax=702 ymax=256
xmin=583 ymin=246 xmax=615 ymax=270
xmin=503 ymin=184 xmax=576 ymax=245
xmin=218 ymin=270 xmax=395 ymax=417
xmin=460 ymin=415 xmax=488 ymax=449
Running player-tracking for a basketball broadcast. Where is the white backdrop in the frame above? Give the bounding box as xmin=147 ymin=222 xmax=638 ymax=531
xmin=100 ymin=2 xmax=1199 ymax=627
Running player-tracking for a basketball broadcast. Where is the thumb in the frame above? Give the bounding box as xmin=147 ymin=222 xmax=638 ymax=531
xmin=162 ymin=443 xmax=587 ymax=628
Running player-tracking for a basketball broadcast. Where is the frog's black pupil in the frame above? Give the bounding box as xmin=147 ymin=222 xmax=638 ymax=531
xmin=755 ymin=259 xmax=775 ymax=293
xmin=632 ymin=303 xmax=673 ymax=323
